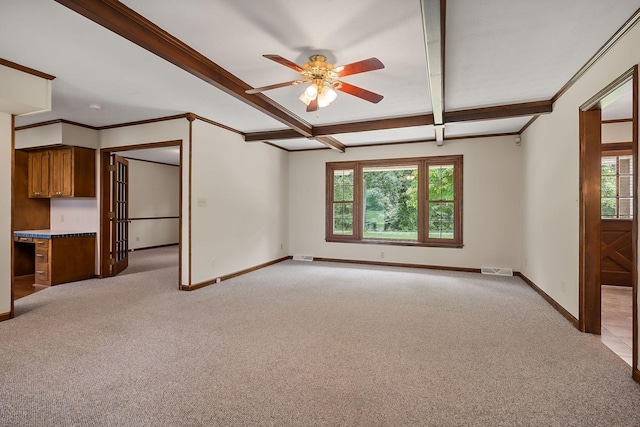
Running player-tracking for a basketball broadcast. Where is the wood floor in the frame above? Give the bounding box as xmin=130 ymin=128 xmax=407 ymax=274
xmin=12 ymin=275 xmax=43 ymax=300
xmin=601 ymin=285 xmax=633 ymax=366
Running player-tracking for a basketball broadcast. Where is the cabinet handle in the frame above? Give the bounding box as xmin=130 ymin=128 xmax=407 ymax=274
xmin=37 ymin=241 xmax=45 ymax=245
xmin=36 ymin=270 xmax=45 ymax=274
xmin=36 ymin=254 xmax=44 ymax=258
xmin=19 ymin=238 xmax=29 ymax=241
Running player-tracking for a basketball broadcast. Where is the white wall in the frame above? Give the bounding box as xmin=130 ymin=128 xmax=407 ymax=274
xmin=127 ymin=158 xmax=179 ymax=250
xmin=521 ymin=21 xmax=640 ymax=324
xmin=50 ymin=199 xmax=98 ymax=232
xmin=99 ymin=118 xmax=190 ymax=284
xmin=602 ymin=121 xmax=633 ymax=143
xmin=289 ymin=136 xmax=523 ymax=270
xmin=0 ymin=113 xmax=11 ymax=316
xmin=15 ymin=122 xmax=62 ymax=148
xmin=190 ymin=120 xmax=289 ymax=284
xmin=0 ymin=64 xmax=51 ymax=115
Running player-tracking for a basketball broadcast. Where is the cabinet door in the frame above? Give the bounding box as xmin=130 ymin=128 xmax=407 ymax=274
xmin=28 ymin=150 xmax=49 ymax=198
xmin=50 ymin=148 xmax=73 ymax=197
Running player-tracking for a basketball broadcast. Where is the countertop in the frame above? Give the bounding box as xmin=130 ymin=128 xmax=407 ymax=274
xmin=14 ymin=230 xmax=97 ymax=239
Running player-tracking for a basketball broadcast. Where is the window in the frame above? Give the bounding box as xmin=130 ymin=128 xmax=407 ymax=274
xmin=327 ymin=155 xmax=463 ymax=247
xmin=601 ymin=153 xmax=633 ymax=219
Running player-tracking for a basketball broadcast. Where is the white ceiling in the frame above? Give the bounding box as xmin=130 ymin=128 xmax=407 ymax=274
xmin=2 ymin=0 xmax=640 ymax=153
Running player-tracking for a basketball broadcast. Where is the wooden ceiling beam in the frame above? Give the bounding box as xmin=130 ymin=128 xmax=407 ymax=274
xmin=314 ymin=114 xmax=435 ymax=137
xmin=244 ymin=129 xmax=302 ymax=142
xmin=244 ymin=100 xmax=552 ymax=142
xmin=444 ymin=100 xmax=553 ymax=123
xmin=54 ymin=0 xmax=314 ymax=137
xmin=314 ymin=136 xmax=346 ymax=153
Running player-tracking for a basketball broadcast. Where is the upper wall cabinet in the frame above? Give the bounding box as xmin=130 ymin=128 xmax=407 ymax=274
xmin=28 ymin=147 xmax=95 ymax=198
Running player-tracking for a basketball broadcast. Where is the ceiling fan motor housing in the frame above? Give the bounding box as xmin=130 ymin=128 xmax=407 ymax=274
xmin=302 ymin=55 xmax=339 ymax=88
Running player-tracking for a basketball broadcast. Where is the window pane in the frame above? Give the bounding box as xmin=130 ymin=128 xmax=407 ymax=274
xmin=601 ymin=198 xmax=616 ymax=218
xmin=333 ymin=202 xmax=353 ymax=235
xmin=429 ymin=165 xmax=454 ymax=201
xmin=600 ymin=155 xmax=634 ymax=219
xmin=334 ymin=170 xmax=354 ymax=202
xmin=601 ymin=175 xmax=617 ymax=197
xmin=429 ymin=202 xmax=455 ymax=239
xmin=362 ymin=166 xmax=418 ymax=240
xmin=619 ymin=198 xmax=632 ymax=219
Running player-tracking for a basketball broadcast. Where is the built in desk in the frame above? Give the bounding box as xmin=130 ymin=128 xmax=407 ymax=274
xmin=13 ymin=230 xmax=96 ymax=286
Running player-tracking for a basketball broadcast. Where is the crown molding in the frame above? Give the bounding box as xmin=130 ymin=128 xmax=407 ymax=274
xmin=0 ymin=58 xmax=55 ymax=80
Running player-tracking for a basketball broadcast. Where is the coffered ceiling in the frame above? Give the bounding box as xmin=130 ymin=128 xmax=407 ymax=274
xmin=2 ymin=0 xmax=639 ymax=151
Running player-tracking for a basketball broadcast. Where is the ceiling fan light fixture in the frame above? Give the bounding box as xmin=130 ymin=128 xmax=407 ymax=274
xmin=298 ymin=92 xmax=311 ymax=106
xmin=317 ymin=86 xmax=337 ymax=108
xmin=304 ymin=84 xmax=318 ymax=100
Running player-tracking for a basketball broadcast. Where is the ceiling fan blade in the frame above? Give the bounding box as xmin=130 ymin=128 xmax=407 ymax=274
xmin=306 ymin=98 xmax=319 ymax=112
xmin=335 ymin=58 xmax=384 ymax=77
xmin=263 ymin=54 xmax=304 ymax=72
xmin=336 ymin=82 xmax=384 ymax=103
xmin=245 ymin=80 xmax=301 ymax=94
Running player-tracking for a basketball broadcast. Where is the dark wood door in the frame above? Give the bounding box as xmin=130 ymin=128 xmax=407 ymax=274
xmin=110 ymin=155 xmax=129 ymax=276
xmin=601 ymin=219 xmax=633 ymax=286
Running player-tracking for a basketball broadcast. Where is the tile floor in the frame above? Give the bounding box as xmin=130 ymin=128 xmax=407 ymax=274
xmin=601 ymin=285 xmax=633 ymax=366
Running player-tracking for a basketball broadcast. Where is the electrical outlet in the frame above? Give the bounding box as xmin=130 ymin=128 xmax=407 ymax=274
xmin=280 ymin=243 xmax=284 ymax=250
xmin=60 ymin=215 xmax=64 ymax=223
xmin=197 ymin=198 xmax=207 ymax=208
xmin=136 ymin=236 xmax=140 ymax=241
xmin=380 ymin=252 xmax=385 ymax=259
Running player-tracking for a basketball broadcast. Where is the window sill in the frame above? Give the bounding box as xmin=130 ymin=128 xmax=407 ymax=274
xmin=326 ymin=238 xmax=463 ymax=248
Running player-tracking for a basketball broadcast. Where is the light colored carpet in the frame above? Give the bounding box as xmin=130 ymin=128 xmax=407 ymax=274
xmin=1 ymin=246 xmax=639 ymax=426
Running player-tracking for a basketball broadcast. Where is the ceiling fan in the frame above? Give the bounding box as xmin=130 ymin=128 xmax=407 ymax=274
xmin=246 ymin=54 xmax=385 ymax=112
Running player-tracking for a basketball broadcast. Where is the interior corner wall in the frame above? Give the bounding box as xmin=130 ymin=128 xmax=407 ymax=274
xmin=98 ymin=119 xmax=190 ymax=285
xmin=128 ymin=158 xmax=179 ymax=250
xmin=520 ymin=21 xmax=640 ymax=320
xmin=0 ymin=113 xmax=11 ymax=316
xmin=190 ymin=120 xmax=289 ymax=285
xmin=288 ymin=136 xmax=523 ymax=270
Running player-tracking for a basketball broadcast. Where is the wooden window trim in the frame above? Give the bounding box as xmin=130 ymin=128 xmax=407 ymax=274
xmin=326 ymin=155 xmax=463 ymax=248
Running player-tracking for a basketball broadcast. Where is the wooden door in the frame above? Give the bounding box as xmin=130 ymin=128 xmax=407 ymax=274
xmin=601 ymin=219 xmax=633 ymax=286
xmin=110 ymin=155 xmax=129 ymax=276
xmin=28 ymin=150 xmax=49 ymax=198
xmin=50 ymin=148 xmax=73 ymax=197
xmin=600 ymin=151 xmax=634 ymax=287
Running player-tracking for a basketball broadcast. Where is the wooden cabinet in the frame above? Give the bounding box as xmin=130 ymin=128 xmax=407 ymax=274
xmin=15 ymin=235 xmax=96 ymax=287
xmin=28 ymin=150 xmax=50 ymax=197
xmin=28 ymin=147 xmax=95 ymax=198
xmin=34 ymin=238 xmax=50 ymax=285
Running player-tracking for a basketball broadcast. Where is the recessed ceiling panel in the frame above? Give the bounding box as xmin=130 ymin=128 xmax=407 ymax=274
xmin=120 ymin=0 xmax=433 ymax=126
xmin=2 ymin=0 xmax=286 ymax=131
xmin=263 ymin=138 xmax=327 ymax=151
xmin=445 ymin=117 xmax=532 ymax=138
xmin=336 ymin=125 xmax=435 ymax=146
xmin=445 ymin=0 xmax=640 ymax=110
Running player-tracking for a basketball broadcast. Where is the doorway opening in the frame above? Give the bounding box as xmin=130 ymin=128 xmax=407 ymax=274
xmin=100 ymin=140 xmax=182 ymax=285
xmin=579 ymin=66 xmax=638 ymax=372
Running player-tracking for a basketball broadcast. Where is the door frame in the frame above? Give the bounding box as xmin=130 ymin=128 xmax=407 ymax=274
xmin=579 ymin=66 xmax=638 ymax=373
xmin=99 ymin=140 xmax=182 ymax=285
